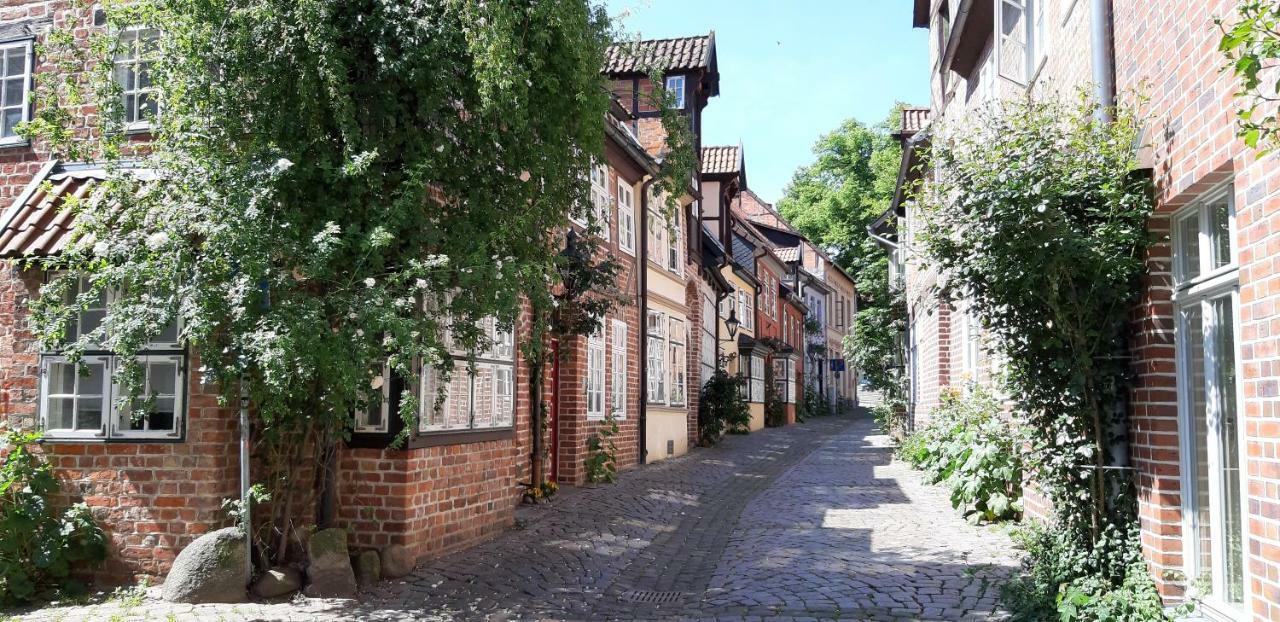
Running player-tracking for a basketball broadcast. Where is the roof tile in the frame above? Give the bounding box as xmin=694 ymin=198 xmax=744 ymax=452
xmin=701 ymin=145 xmax=739 ymax=175
xmin=604 ymin=34 xmax=712 ymax=74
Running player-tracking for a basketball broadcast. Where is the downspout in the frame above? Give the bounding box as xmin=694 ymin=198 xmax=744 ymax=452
xmin=239 ymin=378 xmax=251 ymax=578
xmin=1090 ymin=0 xmax=1115 ymax=122
xmin=637 ymin=176 xmax=657 ymax=465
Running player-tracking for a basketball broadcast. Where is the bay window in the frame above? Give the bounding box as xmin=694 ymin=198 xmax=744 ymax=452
xmin=774 ymin=358 xmax=796 ymax=404
xmin=419 ymin=318 xmax=515 ymax=433
xmin=1173 ymin=184 xmax=1245 ymax=614
xmin=744 ymin=353 xmax=765 ymax=403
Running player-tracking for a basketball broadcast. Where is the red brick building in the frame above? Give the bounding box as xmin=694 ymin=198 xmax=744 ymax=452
xmin=898 ymin=1 xmax=1280 ymax=619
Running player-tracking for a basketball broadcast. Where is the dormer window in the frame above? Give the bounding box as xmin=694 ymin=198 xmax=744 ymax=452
xmin=664 ymin=75 xmax=686 ymax=109
xmin=0 ymin=40 xmax=32 ymax=143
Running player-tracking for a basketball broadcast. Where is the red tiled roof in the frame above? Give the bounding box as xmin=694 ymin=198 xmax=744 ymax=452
xmin=899 ymin=107 xmax=931 ymax=136
xmin=773 ymin=246 xmax=799 ymax=262
xmin=604 ymin=33 xmax=713 ymax=74
xmin=0 ymin=164 xmax=109 ymax=259
xmin=701 ymin=145 xmax=740 ymax=175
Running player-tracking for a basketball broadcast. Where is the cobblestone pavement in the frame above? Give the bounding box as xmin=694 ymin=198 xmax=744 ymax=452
xmin=11 ymin=412 xmax=1020 ymax=621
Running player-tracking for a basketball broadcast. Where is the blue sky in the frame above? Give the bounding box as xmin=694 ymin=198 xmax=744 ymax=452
xmin=605 ymin=0 xmax=930 ymax=204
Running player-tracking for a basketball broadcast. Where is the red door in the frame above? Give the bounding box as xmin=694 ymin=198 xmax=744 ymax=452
xmin=548 ymin=338 xmax=560 ymax=482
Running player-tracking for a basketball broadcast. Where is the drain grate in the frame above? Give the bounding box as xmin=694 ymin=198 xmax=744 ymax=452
xmin=621 ymin=590 xmax=684 ymax=604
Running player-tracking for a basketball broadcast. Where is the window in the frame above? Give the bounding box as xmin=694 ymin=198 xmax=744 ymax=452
xmin=737 ymin=287 xmax=754 ymax=331
xmin=419 ymin=318 xmax=515 ymax=433
xmin=667 ymin=208 xmax=682 ymax=273
xmin=744 ymin=353 xmax=765 ymax=403
xmin=664 ymin=75 xmax=686 ymax=109
xmin=646 ymin=310 xmax=666 ymax=405
xmin=115 ymin=27 xmax=160 ymax=128
xmin=1175 ymin=190 xmax=1234 ymax=285
xmin=586 ymin=325 xmax=606 ymax=419
xmin=997 ymin=0 xmax=1046 ymax=85
xmin=700 ymin=296 xmax=716 ymax=387
xmin=1173 ymin=184 xmax=1244 ymax=614
xmin=354 ymin=362 xmax=391 ymax=433
xmin=0 ymin=41 xmax=31 ymax=141
xmin=618 ymin=183 xmax=635 ymax=255
xmin=39 ymin=277 xmax=184 ymax=440
xmin=648 ymin=208 xmax=667 ymax=267
xmin=590 ymin=162 xmax=611 ymax=241
xmin=611 ymin=319 xmax=627 ymax=418
xmin=774 ymin=358 xmax=796 ymax=404
xmin=668 ymin=317 xmax=686 ymax=406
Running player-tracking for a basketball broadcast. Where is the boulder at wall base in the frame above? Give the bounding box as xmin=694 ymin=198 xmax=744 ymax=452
xmin=303 ymin=528 xmax=357 ymax=598
xmin=251 ymin=566 xmax=302 ymax=599
xmin=161 ymin=527 xmax=249 ymax=604
xmin=353 ymin=550 xmax=381 ymax=587
xmin=379 ymin=544 xmax=414 ymax=579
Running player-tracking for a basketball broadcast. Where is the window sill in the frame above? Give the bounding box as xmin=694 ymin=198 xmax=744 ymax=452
xmin=0 ymin=137 xmax=30 ymax=149
xmin=39 ymin=434 xmax=184 ymax=444
xmin=407 ymin=427 xmax=514 ymax=449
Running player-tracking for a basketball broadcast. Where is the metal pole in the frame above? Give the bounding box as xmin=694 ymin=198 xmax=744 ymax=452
xmin=239 ymin=377 xmax=251 ymax=579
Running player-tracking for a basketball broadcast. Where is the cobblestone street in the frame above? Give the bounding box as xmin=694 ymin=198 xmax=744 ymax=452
xmin=15 ymin=412 xmax=1020 ymax=621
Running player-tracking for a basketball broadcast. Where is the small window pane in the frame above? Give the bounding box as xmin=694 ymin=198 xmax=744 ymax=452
xmin=148 ymin=361 xmax=178 ymax=395
xmin=1178 ymin=212 xmax=1201 ymax=281
xmin=48 ymin=362 xmax=76 ymax=395
xmin=76 ymin=398 xmax=103 ymax=430
xmin=4 ymin=78 xmax=22 ymax=107
xmin=2 ymin=108 xmax=20 ymax=137
xmin=5 ymin=47 xmax=22 ymax=67
xmin=49 ymin=397 xmax=75 ymax=429
xmin=1209 ymin=200 xmax=1232 ymax=270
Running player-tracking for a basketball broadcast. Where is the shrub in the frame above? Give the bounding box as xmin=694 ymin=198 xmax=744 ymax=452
xmin=0 ymin=431 xmax=106 ymax=604
xmin=698 ymin=364 xmax=750 ymax=446
xmin=584 ymin=412 xmax=619 ymax=484
xmin=896 ymin=387 xmax=1022 ymax=523
xmin=1003 ymin=520 xmax=1190 ymax=621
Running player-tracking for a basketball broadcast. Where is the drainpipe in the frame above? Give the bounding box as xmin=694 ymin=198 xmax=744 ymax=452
xmin=637 ymin=176 xmax=657 ymax=465
xmin=1090 ymin=0 xmax=1115 ymax=122
xmin=239 ymin=377 xmax=251 ymax=578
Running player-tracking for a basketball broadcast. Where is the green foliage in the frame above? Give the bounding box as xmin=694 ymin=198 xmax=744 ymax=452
xmin=24 ymin=1 xmax=695 ymax=567
xmin=584 ymin=411 xmax=619 ymax=484
xmin=897 ymin=387 xmax=1023 ymax=523
xmin=1004 ymin=521 xmax=1190 ymax=621
xmin=1218 ymin=1 xmax=1280 ymax=151
xmin=845 ymin=288 xmax=907 ymax=401
xmin=777 ymin=108 xmax=904 ymax=304
xmin=698 ymin=361 xmax=750 ymax=445
xmin=763 ymin=361 xmax=786 ymax=428
xmin=0 ymin=432 xmax=106 ymax=604
xmin=919 ymin=96 xmax=1155 ymax=614
xmin=801 ymin=384 xmax=834 ymax=420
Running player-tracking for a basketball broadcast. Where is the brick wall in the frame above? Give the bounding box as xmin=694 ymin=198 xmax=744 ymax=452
xmin=1114 ymin=2 xmax=1280 ymax=615
xmin=0 ymin=264 xmax=239 ymax=584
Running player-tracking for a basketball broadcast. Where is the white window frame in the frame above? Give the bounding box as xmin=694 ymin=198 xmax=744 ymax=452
xmin=668 ymin=317 xmax=687 ymax=406
xmin=646 ymin=310 xmax=666 ymax=405
xmin=611 ymin=319 xmax=627 ymax=418
xmin=419 ymin=319 xmax=516 ymax=433
xmin=39 ymin=355 xmax=113 ymax=439
xmin=1172 ymin=184 xmax=1248 ymax=617
xmin=590 ymin=162 xmax=611 ymax=242
xmin=648 ymin=208 xmax=667 ymax=267
xmin=618 ymin=183 xmax=635 ymax=255
xmin=115 ymin=26 xmax=160 ymax=131
xmin=664 ymin=74 xmax=686 ymax=109
xmin=749 ymin=354 xmax=765 ymax=403
xmin=586 ymin=325 xmax=606 ymax=420
xmin=39 ymin=276 xmax=186 ymax=441
xmin=996 ymin=0 xmax=1030 ymax=85
xmin=667 ymin=208 xmax=683 ymax=273
xmin=0 ymin=39 xmax=32 ymax=144
xmin=354 ymin=362 xmax=392 ymax=433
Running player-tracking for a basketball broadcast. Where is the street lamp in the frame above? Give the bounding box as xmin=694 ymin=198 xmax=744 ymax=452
xmin=725 ymin=307 xmax=740 ymax=339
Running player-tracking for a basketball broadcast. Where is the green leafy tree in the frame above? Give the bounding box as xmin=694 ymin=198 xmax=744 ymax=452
xmin=22 ymin=0 xmax=693 ymax=568
xmin=777 ymin=106 xmax=907 ymax=408
xmin=919 ymin=96 xmax=1156 ymax=617
xmin=1219 ymin=1 xmax=1280 ymax=151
